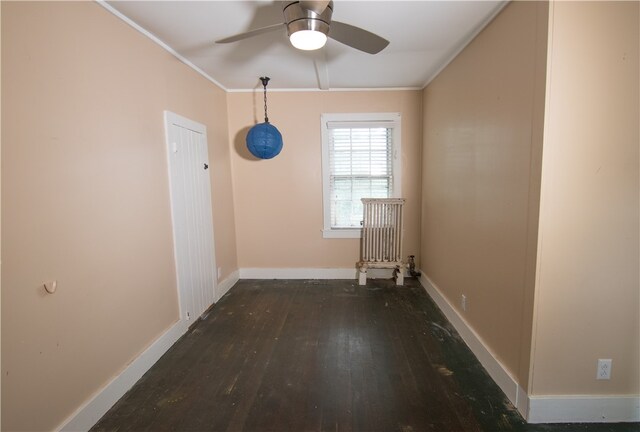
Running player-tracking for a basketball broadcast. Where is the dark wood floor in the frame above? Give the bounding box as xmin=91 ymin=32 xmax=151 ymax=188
xmin=92 ymin=279 xmax=638 ymax=432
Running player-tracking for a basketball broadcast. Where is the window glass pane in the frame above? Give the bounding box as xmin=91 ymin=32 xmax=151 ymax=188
xmin=328 ymin=126 xmax=393 ymax=228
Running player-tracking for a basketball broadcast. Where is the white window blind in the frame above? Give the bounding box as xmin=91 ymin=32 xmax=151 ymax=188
xmin=328 ymin=121 xmax=395 ymax=228
xmin=321 ymin=113 xmax=401 ymax=238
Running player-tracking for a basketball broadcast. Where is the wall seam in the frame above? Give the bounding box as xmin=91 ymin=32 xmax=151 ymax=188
xmin=527 ymin=0 xmax=556 ymax=401
xmin=517 ymin=0 xmax=548 ymax=402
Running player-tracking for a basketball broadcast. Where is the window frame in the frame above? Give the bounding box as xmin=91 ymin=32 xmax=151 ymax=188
xmin=321 ymin=112 xmax=402 ymax=239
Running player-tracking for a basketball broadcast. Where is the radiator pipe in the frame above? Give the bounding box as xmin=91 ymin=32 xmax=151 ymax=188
xmin=407 ymin=255 xmax=421 ymax=277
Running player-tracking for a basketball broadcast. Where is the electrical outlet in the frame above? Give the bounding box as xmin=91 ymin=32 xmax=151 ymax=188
xmin=461 ymin=294 xmax=467 ymax=311
xmin=597 ymin=359 xmax=612 ymax=380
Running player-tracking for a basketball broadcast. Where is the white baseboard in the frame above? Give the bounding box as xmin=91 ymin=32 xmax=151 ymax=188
xmin=418 ymin=274 xmax=523 ymax=413
xmin=240 ymin=267 xmax=358 ymax=279
xmin=58 ymin=319 xmax=189 ymax=432
xmin=419 ymin=273 xmax=640 ymax=424
xmin=238 ymin=267 xmax=406 ymax=280
xmin=517 ymin=385 xmax=530 ymax=419
xmin=58 ymin=272 xmax=240 ymax=431
xmin=56 ymin=269 xmax=638 ymax=429
xmin=528 ymin=395 xmax=640 ymax=423
xmin=217 ymin=269 xmax=239 ymax=300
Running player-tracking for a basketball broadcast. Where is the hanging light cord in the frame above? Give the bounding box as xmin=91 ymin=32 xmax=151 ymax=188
xmin=260 ymin=76 xmax=270 ymax=123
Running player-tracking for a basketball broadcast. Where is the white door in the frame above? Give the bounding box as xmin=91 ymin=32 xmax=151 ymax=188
xmin=164 ymin=111 xmax=217 ymax=322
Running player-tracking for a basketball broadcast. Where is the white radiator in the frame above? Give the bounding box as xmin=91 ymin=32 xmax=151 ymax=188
xmin=358 ymin=198 xmax=405 ymax=285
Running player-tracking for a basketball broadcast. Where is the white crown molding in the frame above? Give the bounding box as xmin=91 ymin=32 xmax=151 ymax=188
xmin=97 ymin=1 xmax=422 ymax=94
xmin=95 ymin=1 xmax=228 ymax=92
xmin=226 ymin=87 xmax=423 ymax=93
xmin=421 ymin=0 xmax=509 ymax=89
xmin=97 ymin=0 xmax=506 ymax=94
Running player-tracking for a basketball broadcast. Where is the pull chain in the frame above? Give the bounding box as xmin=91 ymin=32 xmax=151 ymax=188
xmin=260 ymin=76 xmax=270 ymax=123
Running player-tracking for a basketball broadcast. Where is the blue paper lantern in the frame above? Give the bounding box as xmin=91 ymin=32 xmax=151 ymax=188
xmin=246 ymin=122 xmax=283 ymax=159
xmin=246 ymin=76 xmax=283 ymax=160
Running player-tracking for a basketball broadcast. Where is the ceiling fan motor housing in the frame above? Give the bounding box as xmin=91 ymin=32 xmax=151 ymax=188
xmin=283 ymin=1 xmax=333 ymax=37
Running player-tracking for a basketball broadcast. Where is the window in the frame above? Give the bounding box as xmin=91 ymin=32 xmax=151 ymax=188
xmin=321 ymin=113 xmax=401 ymax=238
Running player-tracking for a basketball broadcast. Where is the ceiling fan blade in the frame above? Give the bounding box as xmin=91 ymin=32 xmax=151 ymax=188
xmin=216 ymin=23 xmax=284 ymax=44
xmin=299 ymin=0 xmax=331 ymax=15
xmin=329 ymin=20 xmax=389 ymax=54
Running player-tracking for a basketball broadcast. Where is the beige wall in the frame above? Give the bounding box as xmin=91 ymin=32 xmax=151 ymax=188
xmin=1 ymin=2 xmax=237 ymax=431
xmin=530 ymin=1 xmax=639 ymax=396
xmin=227 ymin=90 xmax=422 ymax=270
xmin=3 ymin=1 xmax=637 ymax=430
xmin=421 ymin=1 xmax=548 ymax=388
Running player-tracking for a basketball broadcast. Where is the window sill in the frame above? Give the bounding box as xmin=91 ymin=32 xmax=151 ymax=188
xmin=322 ymin=228 xmax=362 ymax=239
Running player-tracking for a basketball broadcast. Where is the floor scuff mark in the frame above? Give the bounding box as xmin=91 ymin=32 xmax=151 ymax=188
xmin=429 ymin=321 xmax=451 ymax=341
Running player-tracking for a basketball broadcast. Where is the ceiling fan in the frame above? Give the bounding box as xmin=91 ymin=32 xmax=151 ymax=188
xmin=215 ymin=1 xmax=389 ymax=54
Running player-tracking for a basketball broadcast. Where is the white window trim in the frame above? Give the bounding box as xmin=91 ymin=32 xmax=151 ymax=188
xmin=321 ymin=112 xmax=402 ymax=239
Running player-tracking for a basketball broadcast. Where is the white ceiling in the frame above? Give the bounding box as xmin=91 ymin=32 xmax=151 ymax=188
xmin=103 ymin=1 xmax=507 ymax=91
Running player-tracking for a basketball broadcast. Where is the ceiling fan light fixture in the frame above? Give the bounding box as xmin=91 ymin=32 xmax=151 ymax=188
xmin=290 ymin=29 xmax=327 ymax=50
xmin=284 ymin=1 xmax=332 ymax=51
xmin=216 ymin=0 xmax=389 ymax=56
